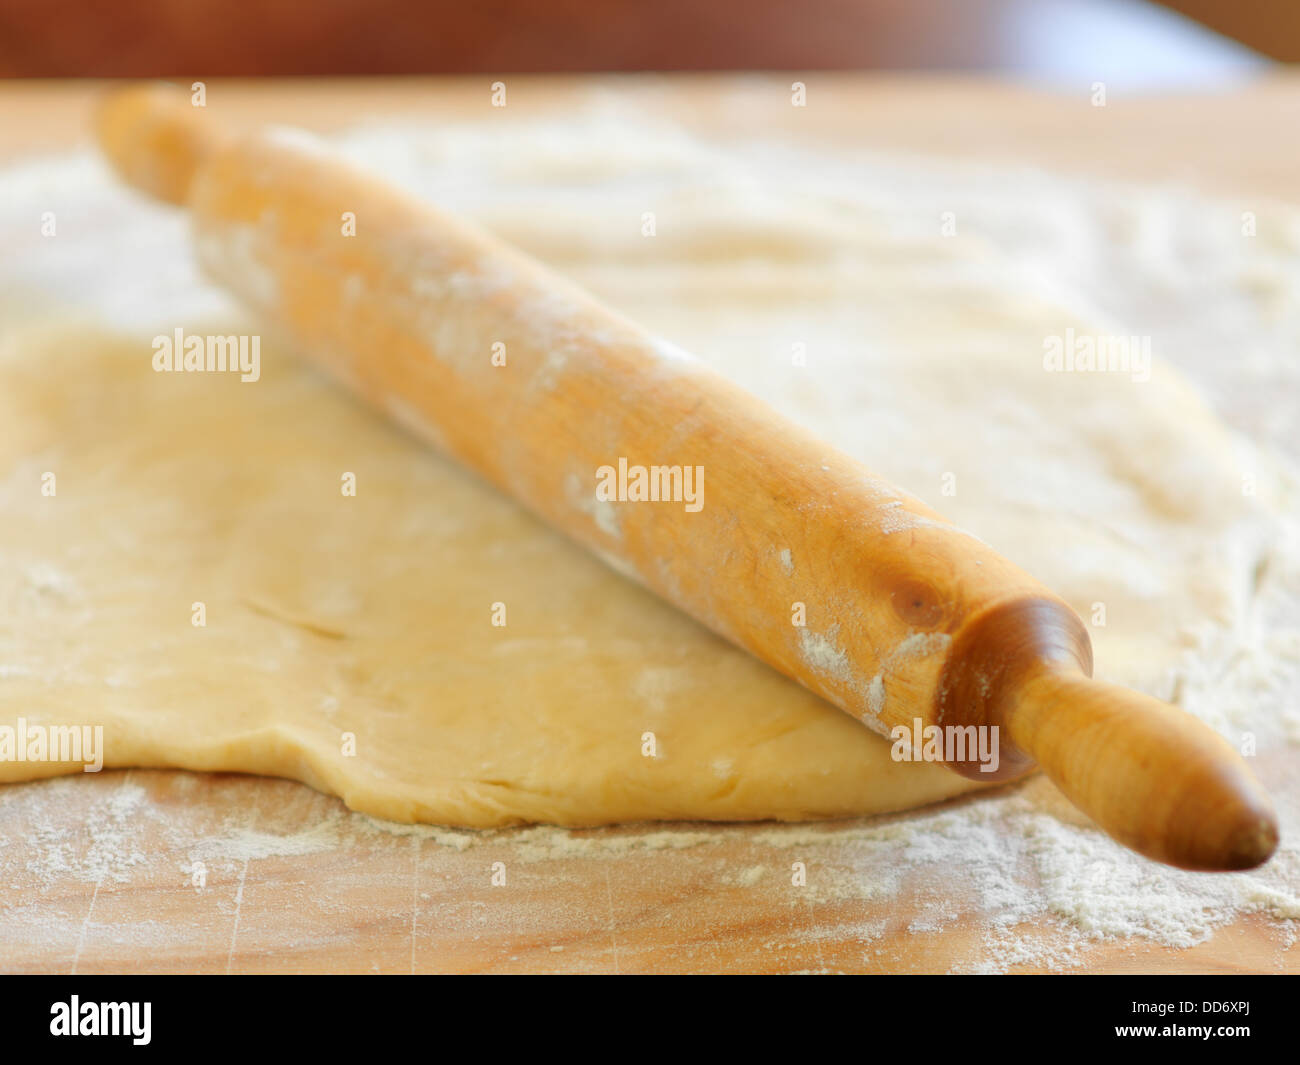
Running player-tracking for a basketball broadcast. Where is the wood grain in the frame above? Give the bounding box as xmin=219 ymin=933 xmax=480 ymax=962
xmin=2 ymin=768 xmax=1295 ymax=974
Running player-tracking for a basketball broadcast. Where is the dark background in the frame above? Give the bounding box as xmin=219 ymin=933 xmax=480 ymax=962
xmin=0 ymin=0 xmax=1289 ymax=84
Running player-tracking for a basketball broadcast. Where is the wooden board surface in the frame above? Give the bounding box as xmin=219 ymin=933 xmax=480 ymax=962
xmin=2 ymin=73 xmax=1298 ymax=974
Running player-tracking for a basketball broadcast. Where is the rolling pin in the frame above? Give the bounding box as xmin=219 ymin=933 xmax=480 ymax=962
xmin=96 ymin=84 xmax=1278 ymax=871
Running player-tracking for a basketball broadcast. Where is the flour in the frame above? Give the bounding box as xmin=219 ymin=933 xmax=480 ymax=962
xmin=187 ymin=818 xmax=346 ymax=864
xmin=798 ymin=629 xmax=854 ymax=685
xmin=19 ymin=778 xmax=149 ymax=888
xmin=730 ymin=865 xmax=767 ymax=887
xmin=866 ymin=676 xmax=887 ymax=718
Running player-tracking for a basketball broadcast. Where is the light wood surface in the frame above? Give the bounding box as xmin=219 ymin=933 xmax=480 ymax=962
xmin=2 ymin=74 xmax=1298 ymax=973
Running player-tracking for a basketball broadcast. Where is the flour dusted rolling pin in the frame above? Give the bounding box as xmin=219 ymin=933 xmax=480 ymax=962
xmin=96 ymin=84 xmax=1278 ymax=871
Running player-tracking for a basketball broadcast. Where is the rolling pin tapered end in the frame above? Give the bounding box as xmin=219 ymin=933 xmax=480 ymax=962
xmin=939 ymin=598 xmax=1278 ymax=871
xmin=1008 ymin=669 xmax=1279 ymax=872
xmin=95 ymin=83 xmax=216 ymax=206
xmin=1217 ymin=804 xmax=1280 ymax=871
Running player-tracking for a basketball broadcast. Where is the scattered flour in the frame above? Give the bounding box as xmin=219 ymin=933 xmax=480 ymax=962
xmin=187 ymin=817 xmax=346 ymax=864
xmin=21 ymin=778 xmax=149 ymax=887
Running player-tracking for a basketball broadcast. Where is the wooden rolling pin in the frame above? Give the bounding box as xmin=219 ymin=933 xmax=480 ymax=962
xmin=96 ymin=84 xmax=1278 ymax=871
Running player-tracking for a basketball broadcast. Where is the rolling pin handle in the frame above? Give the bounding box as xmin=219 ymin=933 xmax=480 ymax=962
xmin=96 ymin=83 xmax=219 ymax=206
xmin=1008 ymin=669 xmax=1279 ymax=871
xmin=938 ymin=597 xmax=1278 ymax=870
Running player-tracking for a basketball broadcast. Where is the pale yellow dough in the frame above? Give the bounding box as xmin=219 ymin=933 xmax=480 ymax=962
xmin=0 ymin=116 xmax=1269 ymax=827
xmin=0 ymin=324 xmax=984 ymax=823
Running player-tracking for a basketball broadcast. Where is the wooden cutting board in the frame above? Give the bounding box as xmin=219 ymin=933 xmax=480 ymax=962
xmin=1 ymin=73 xmax=1297 ymax=974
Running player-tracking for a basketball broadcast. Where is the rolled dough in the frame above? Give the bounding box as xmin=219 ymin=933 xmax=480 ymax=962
xmin=0 ymin=113 xmax=1272 ymax=827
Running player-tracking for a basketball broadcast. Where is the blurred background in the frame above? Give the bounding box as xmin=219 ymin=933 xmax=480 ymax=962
xmin=0 ymin=0 xmax=1291 ymax=89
